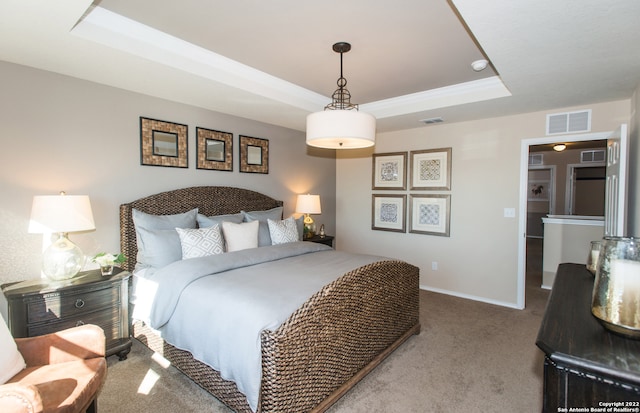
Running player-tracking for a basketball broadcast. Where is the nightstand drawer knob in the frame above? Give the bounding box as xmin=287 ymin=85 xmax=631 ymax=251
xmin=75 ymin=320 xmax=85 ymax=327
xmin=75 ymin=298 xmax=85 ymax=309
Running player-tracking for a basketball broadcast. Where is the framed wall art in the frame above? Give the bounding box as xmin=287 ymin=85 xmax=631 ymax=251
xmin=140 ymin=117 xmax=188 ymax=168
xmin=196 ymin=127 xmax=233 ymax=171
xmin=239 ymin=135 xmax=269 ymax=174
xmin=528 ymin=180 xmax=550 ymax=201
xmin=409 ymin=194 xmax=451 ymax=237
xmin=372 ymin=194 xmax=406 ymax=233
xmin=410 ymin=148 xmax=452 ymax=190
xmin=372 ymin=152 xmax=407 ymax=190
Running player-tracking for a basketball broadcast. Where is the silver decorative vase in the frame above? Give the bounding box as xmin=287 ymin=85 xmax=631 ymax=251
xmin=591 ymin=237 xmax=640 ymax=338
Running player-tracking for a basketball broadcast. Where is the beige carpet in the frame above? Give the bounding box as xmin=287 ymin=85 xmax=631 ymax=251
xmin=101 ymin=264 xmax=549 ymax=413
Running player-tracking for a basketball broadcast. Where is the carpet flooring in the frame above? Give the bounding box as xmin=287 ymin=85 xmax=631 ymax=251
xmin=101 ymin=242 xmax=549 ymax=412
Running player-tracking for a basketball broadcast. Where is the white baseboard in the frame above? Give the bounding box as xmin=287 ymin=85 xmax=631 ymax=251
xmin=419 ymin=284 xmax=523 ymax=310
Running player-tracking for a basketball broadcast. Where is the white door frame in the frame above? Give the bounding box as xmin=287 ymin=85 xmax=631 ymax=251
xmin=517 ymin=131 xmax=610 ymax=309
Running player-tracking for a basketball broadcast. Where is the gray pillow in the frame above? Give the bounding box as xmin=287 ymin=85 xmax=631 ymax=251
xmin=241 ymin=206 xmax=283 ymax=246
xmin=197 ymin=212 xmax=244 ymax=228
xmin=135 ymin=227 xmax=183 ymax=269
xmin=132 ymin=208 xmax=198 ymax=269
xmin=295 ymin=215 xmax=304 ymax=241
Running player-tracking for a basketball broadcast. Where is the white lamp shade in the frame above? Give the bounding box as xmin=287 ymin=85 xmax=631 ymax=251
xmin=28 ymin=195 xmax=95 ymax=233
xmin=296 ymin=194 xmax=322 ymax=214
xmin=306 ymin=110 xmax=376 ymax=149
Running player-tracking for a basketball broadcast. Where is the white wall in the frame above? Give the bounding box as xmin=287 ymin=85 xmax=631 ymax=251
xmin=0 ymin=61 xmax=336 ymax=284
xmin=336 ymin=100 xmax=630 ymax=308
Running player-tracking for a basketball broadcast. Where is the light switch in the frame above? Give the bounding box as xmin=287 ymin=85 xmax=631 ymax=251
xmin=504 ymin=208 xmax=516 ymax=218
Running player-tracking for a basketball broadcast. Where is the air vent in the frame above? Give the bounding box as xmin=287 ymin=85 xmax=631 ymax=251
xmin=529 ymin=153 xmax=544 ymax=166
xmin=581 ymin=149 xmax=606 ymax=163
xmin=420 ymin=117 xmax=444 ymax=125
xmin=546 ymin=109 xmax=592 ymax=135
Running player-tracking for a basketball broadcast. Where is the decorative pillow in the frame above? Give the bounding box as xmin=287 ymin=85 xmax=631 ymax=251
xmin=295 ymin=215 xmax=304 ymax=241
xmin=132 ymin=208 xmax=198 ymax=230
xmin=0 ymin=315 xmax=25 ymax=384
xmin=241 ymin=207 xmax=283 ymax=247
xmin=221 ymin=221 xmax=259 ymax=252
xmin=132 ymin=208 xmax=198 ymax=269
xmin=197 ymin=213 xmax=244 ymax=228
xmin=135 ymin=227 xmax=183 ymax=269
xmin=268 ymin=216 xmax=300 ymax=245
xmin=176 ymin=226 xmax=224 ymax=259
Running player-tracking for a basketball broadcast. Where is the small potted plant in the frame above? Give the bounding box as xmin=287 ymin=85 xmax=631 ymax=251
xmin=93 ymin=252 xmax=126 ymax=276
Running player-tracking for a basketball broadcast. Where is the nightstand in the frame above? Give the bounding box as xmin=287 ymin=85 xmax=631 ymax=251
xmin=2 ymin=268 xmax=132 ymax=360
xmin=305 ymin=234 xmax=334 ymax=248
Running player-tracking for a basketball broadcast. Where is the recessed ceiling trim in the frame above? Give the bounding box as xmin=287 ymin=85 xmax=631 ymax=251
xmin=360 ymin=76 xmax=511 ymax=119
xmin=72 ymin=7 xmax=513 ymax=123
xmin=71 ymin=6 xmax=328 ymax=111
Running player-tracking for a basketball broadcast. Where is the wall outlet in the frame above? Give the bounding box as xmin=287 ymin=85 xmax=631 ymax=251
xmin=432 ymin=261 xmax=438 ymax=271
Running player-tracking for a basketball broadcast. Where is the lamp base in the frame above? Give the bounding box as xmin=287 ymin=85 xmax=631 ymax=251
xmin=303 ymin=214 xmax=316 ymax=239
xmin=42 ymin=233 xmax=84 ymax=281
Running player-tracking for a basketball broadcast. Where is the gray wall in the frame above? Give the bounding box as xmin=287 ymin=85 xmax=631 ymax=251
xmin=0 ymin=61 xmax=336 ymax=283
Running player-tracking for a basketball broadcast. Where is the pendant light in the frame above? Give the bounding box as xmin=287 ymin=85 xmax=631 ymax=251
xmin=306 ymin=42 xmax=376 ymax=149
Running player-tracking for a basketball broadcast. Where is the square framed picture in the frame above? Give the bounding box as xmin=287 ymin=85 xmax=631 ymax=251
xmin=196 ymin=127 xmax=233 ymax=171
xmin=372 ymin=152 xmax=407 ymax=190
xmin=140 ymin=117 xmax=188 ymax=168
xmin=410 ymin=148 xmax=452 ymax=190
xmin=409 ymin=194 xmax=451 ymax=237
xmin=372 ymin=194 xmax=406 ymax=233
xmin=239 ymin=135 xmax=269 ymax=174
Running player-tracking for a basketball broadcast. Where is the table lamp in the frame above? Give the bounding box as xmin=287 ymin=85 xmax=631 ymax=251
xmin=296 ymin=194 xmax=321 ymax=238
xmin=28 ymin=192 xmax=95 ymax=280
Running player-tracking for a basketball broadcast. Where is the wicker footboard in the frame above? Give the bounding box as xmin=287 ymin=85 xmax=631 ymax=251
xmin=133 ymin=259 xmax=420 ymax=413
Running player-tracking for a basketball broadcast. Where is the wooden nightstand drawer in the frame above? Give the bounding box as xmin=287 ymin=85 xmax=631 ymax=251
xmin=25 ymin=286 xmax=119 ymax=324
xmin=28 ymin=305 xmax=120 ymax=337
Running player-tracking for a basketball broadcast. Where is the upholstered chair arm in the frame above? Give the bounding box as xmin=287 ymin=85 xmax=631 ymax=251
xmin=15 ymin=324 xmax=106 ymax=366
xmin=0 ymin=382 xmax=44 ymax=413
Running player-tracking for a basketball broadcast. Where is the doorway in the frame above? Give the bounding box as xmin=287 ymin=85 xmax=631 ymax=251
xmin=517 ymin=132 xmax=612 ymax=309
xmin=567 ymin=164 xmax=606 ymax=215
xmin=525 ymin=166 xmax=555 ymax=295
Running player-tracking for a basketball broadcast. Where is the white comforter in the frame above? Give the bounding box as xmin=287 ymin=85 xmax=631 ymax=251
xmin=132 ymin=241 xmax=385 ymax=412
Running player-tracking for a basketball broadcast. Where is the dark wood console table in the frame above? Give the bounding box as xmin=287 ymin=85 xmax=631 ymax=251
xmin=536 ymin=263 xmax=640 ymax=412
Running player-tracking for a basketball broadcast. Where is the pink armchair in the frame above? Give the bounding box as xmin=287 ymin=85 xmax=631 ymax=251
xmin=0 ymin=324 xmax=107 ymax=413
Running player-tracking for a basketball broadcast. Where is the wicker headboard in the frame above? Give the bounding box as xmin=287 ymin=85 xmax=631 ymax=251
xmin=119 ymin=186 xmax=283 ymax=272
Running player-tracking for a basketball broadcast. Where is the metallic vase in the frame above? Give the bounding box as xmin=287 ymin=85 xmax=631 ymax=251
xmin=591 ymin=237 xmax=640 ymax=338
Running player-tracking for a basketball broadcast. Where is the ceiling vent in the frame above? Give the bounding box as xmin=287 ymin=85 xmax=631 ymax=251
xmin=546 ymin=109 xmax=592 ymax=135
xmin=420 ymin=117 xmax=444 ymax=125
xmin=581 ymin=149 xmax=606 ymax=163
xmin=528 ymin=153 xmax=544 ymax=166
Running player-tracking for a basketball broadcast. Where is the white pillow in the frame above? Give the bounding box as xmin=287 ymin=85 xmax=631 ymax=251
xmin=268 ymin=216 xmax=300 ymax=245
xmin=176 ymin=225 xmax=225 ymax=259
xmin=0 ymin=314 xmax=25 ymax=384
xmin=241 ymin=207 xmax=284 ymax=246
xmin=222 ymin=221 xmax=259 ymax=252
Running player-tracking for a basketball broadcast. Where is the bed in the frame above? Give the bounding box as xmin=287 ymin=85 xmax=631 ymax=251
xmin=120 ymin=186 xmax=420 ymax=413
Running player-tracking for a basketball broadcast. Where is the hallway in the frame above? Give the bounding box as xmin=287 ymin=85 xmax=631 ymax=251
xmin=526 ymin=237 xmax=548 ymax=308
